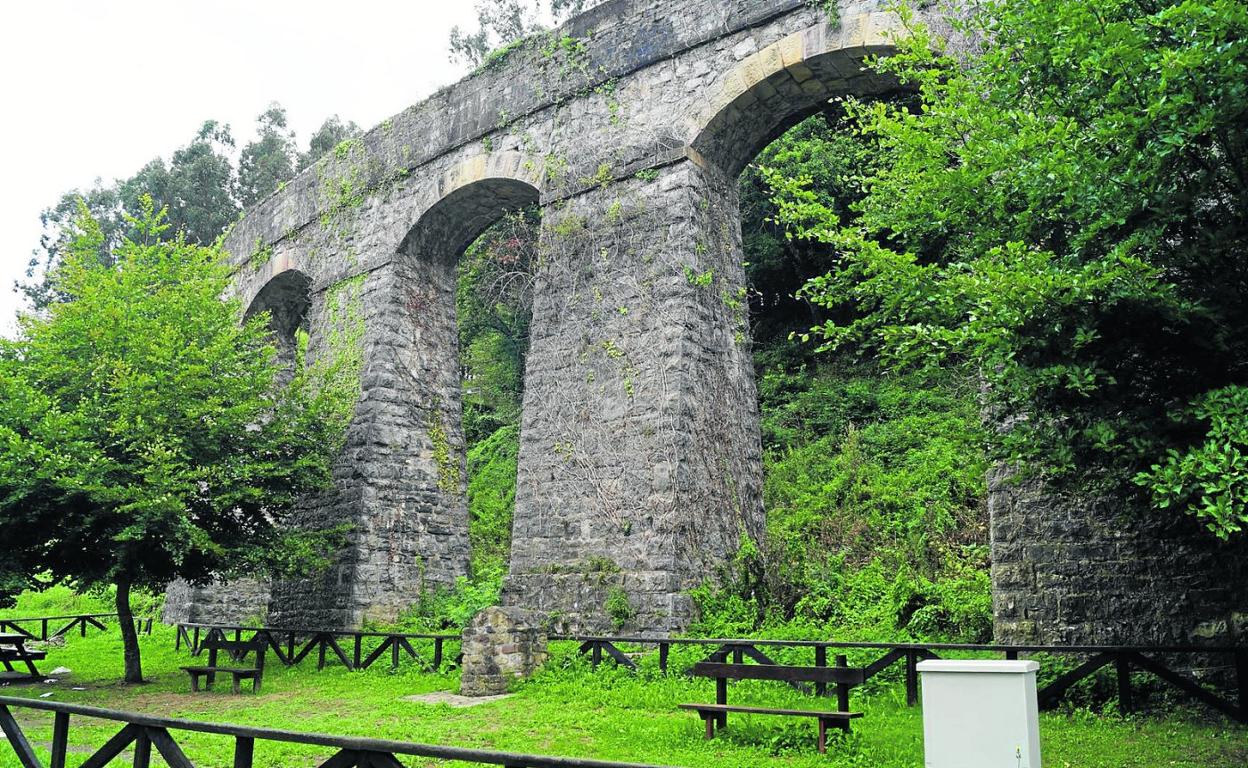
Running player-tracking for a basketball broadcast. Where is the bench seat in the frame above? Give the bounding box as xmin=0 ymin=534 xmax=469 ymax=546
xmin=0 ymin=649 xmax=46 ymax=661
xmin=181 ymin=665 xmax=262 ymax=693
xmin=679 ymin=703 xmax=862 ymax=752
xmin=183 ymin=635 xmax=267 ymax=694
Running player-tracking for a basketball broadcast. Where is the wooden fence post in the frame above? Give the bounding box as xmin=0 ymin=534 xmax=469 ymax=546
xmin=905 ymin=651 xmax=919 ymax=707
xmin=233 ymin=736 xmax=255 ymax=768
xmin=1116 ymin=654 xmax=1133 ymax=714
xmin=50 ymin=712 xmax=69 ymax=768
xmin=836 ymin=655 xmax=850 ymax=712
xmin=814 ymin=646 xmax=827 ymax=697
xmin=1235 ymin=648 xmax=1247 ymax=720
xmin=132 ymin=729 xmax=152 ymax=768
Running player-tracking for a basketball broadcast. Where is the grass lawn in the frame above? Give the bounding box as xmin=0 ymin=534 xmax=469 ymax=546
xmin=1 ymin=624 xmax=1245 ymax=768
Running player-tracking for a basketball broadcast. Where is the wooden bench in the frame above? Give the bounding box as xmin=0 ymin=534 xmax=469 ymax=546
xmin=682 ymin=661 xmax=865 ymax=753
xmin=182 ymin=637 xmax=266 ymax=694
xmin=0 ymin=634 xmax=47 ymax=680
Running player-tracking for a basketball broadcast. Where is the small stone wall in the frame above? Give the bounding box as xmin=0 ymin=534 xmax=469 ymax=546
xmin=161 ymin=578 xmax=271 ymax=625
xmin=460 ymin=606 xmax=549 ymax=696
xmin=990 ymin=468 xmax=1248 ymax=652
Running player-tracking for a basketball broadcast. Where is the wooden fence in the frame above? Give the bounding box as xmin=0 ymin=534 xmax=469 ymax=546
xmin=0 ymin=696 xmax=677 ymax=768
xmin=1 ymin=614 xmax=153 ymax=642
xmin=566 ymin=635 xmax=1248 ymax=723
xmin=173 ymin=623 xmax=1247 ymax=723
xmin=175 ymin=624 xmax=457 ymax=673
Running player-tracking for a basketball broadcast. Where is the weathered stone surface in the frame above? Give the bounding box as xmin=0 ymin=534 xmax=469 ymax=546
xmin=990 ymin=468 xmax=1248 ymax=657
xmin=170 ymin=0 xmax=899 ymax=632
xmin=460 ymin=606 xmax=548 ymax=696
xmin=162 ymin=578 xmax=270 ymax=625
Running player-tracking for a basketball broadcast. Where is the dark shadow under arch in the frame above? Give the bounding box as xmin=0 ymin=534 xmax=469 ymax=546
xmin=245 ymin=269 xmax=312 ymax=379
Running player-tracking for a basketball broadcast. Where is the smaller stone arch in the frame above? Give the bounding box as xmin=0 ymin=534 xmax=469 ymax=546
xmin=244 ymin=268 xmax=313 ymax=382
xmin=690 ymin=12 xmax=903 ymax=178
xmin=402 ymin=156 xmax=544 ymax=263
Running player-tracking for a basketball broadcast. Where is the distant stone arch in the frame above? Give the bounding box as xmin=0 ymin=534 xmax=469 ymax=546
xmin=244 ymin=268 xmax=312 ymax=382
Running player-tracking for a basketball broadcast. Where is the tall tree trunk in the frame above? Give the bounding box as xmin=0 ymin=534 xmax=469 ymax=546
xmin=115 ymin=577 xmax=143 ymax=683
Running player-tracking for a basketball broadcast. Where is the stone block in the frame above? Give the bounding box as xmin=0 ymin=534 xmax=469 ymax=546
xmin=461 ymin=607 xmax=548 ymax=697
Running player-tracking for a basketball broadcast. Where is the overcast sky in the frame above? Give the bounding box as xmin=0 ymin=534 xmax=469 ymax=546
xmin=0 ymin=0 xmax=504 ymax=335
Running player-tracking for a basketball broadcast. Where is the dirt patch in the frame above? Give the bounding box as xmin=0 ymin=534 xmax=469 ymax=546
xmin=401 ymin=691 xmax=513 ymax=708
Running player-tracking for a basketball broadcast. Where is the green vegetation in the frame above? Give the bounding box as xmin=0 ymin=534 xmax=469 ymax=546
xmin=465 ymin=425 xmax=519 ymax=579
xmin=699 ymin=362 xmax=991 ymax=643
xmin=0 ymin=624 xmax=1243 ymax=768
xmin=0 ymin=201 xmax=354 ymax=681
xmin=769 ymin=0 xmax=1248 ymax=537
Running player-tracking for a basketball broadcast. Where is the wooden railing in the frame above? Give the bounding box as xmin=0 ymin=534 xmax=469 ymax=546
xmin=563 ymin=635 xmax=1248 ymax=723
xmin=173 ymin=624 xmax=1248 ymax=723
xmin=175 ymin=624 xmax=458 ymax=673
xmin=0 ymin=696 xmax=678 ymax=768
xmin=0 ymin=614 xmax=153 ymax=642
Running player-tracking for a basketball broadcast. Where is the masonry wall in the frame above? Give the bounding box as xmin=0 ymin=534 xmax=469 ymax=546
xmin=991 ymin=469 xmax=1248 ymax=650
xmin=162 ymin=579 xmax=271 ymax=626
xmin=503 ymin=157 xmax=763 ymax=633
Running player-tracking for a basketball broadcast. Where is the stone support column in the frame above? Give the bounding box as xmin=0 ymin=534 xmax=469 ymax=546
xmin=503 ymin=155 xmax=764 ymax=632
xmin=268 ymin=262 xmax=472 ymax=628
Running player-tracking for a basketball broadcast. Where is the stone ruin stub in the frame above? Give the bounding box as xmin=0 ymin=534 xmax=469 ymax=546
xmin=460 ymin=606 xmax=549 ymax=697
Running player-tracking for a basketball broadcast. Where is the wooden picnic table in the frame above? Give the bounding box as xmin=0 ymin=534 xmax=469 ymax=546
xmin=680 ymin=661 xmax=864 ymax=753
xmin=0 ymin=633 xmax=46 ymax=682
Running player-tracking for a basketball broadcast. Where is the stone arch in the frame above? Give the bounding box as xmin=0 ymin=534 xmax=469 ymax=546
xmin=400 ymin=173 xmax=542 ymax=263
xmin=244 ymin=268 xmax=312 ymax=381
xmin=359 ymin=172 xmax=542 ymax=599
xmin=690 ymin=13 xmax=903 ymax=178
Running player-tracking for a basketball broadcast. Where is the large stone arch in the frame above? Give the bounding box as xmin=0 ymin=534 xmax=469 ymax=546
xmin=689 ymin=14 xmax=901 ymax=177
xmin=376 ymin=171 xmax=542 ymax=601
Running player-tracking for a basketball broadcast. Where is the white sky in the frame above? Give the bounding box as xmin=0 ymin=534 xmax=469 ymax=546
xmin=0 ymin=0 xmax=497 ymax=336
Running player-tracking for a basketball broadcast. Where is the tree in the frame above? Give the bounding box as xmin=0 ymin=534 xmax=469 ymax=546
xmin=299 ymin=115 xmax=361 ymax=172
xmin=0 ymin=199 xmax=355 ymax=682
xmin=739 ymin=106 xmax=899 ymax=355
xmin=237 ymin=104 xmax=297 ymax=208
xmin=769 ymin=0 xmax=1248 ymax=536
xmin=121 ymin=120 xmax=240 ymax=245
xmin=22 ymin=181 xmax=124 ymax=309
xmin=22 ymin=121 xmax=238 ymax=310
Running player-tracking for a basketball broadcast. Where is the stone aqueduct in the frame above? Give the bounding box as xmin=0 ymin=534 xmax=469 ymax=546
xmin=166 ymin=0 xmax=1247 ymax=646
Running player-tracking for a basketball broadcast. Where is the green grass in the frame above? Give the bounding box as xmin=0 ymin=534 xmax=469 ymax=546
xmin=1 ymin=627 xmax=1244 ymax=768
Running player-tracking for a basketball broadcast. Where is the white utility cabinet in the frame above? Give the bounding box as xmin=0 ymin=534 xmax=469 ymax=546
xmin=916 ymin=659 xmax=1042 ymax=768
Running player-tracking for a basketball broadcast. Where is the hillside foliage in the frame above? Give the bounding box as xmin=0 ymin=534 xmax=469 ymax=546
xmin=771 ymin=0 xmax=1248 ymax=537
